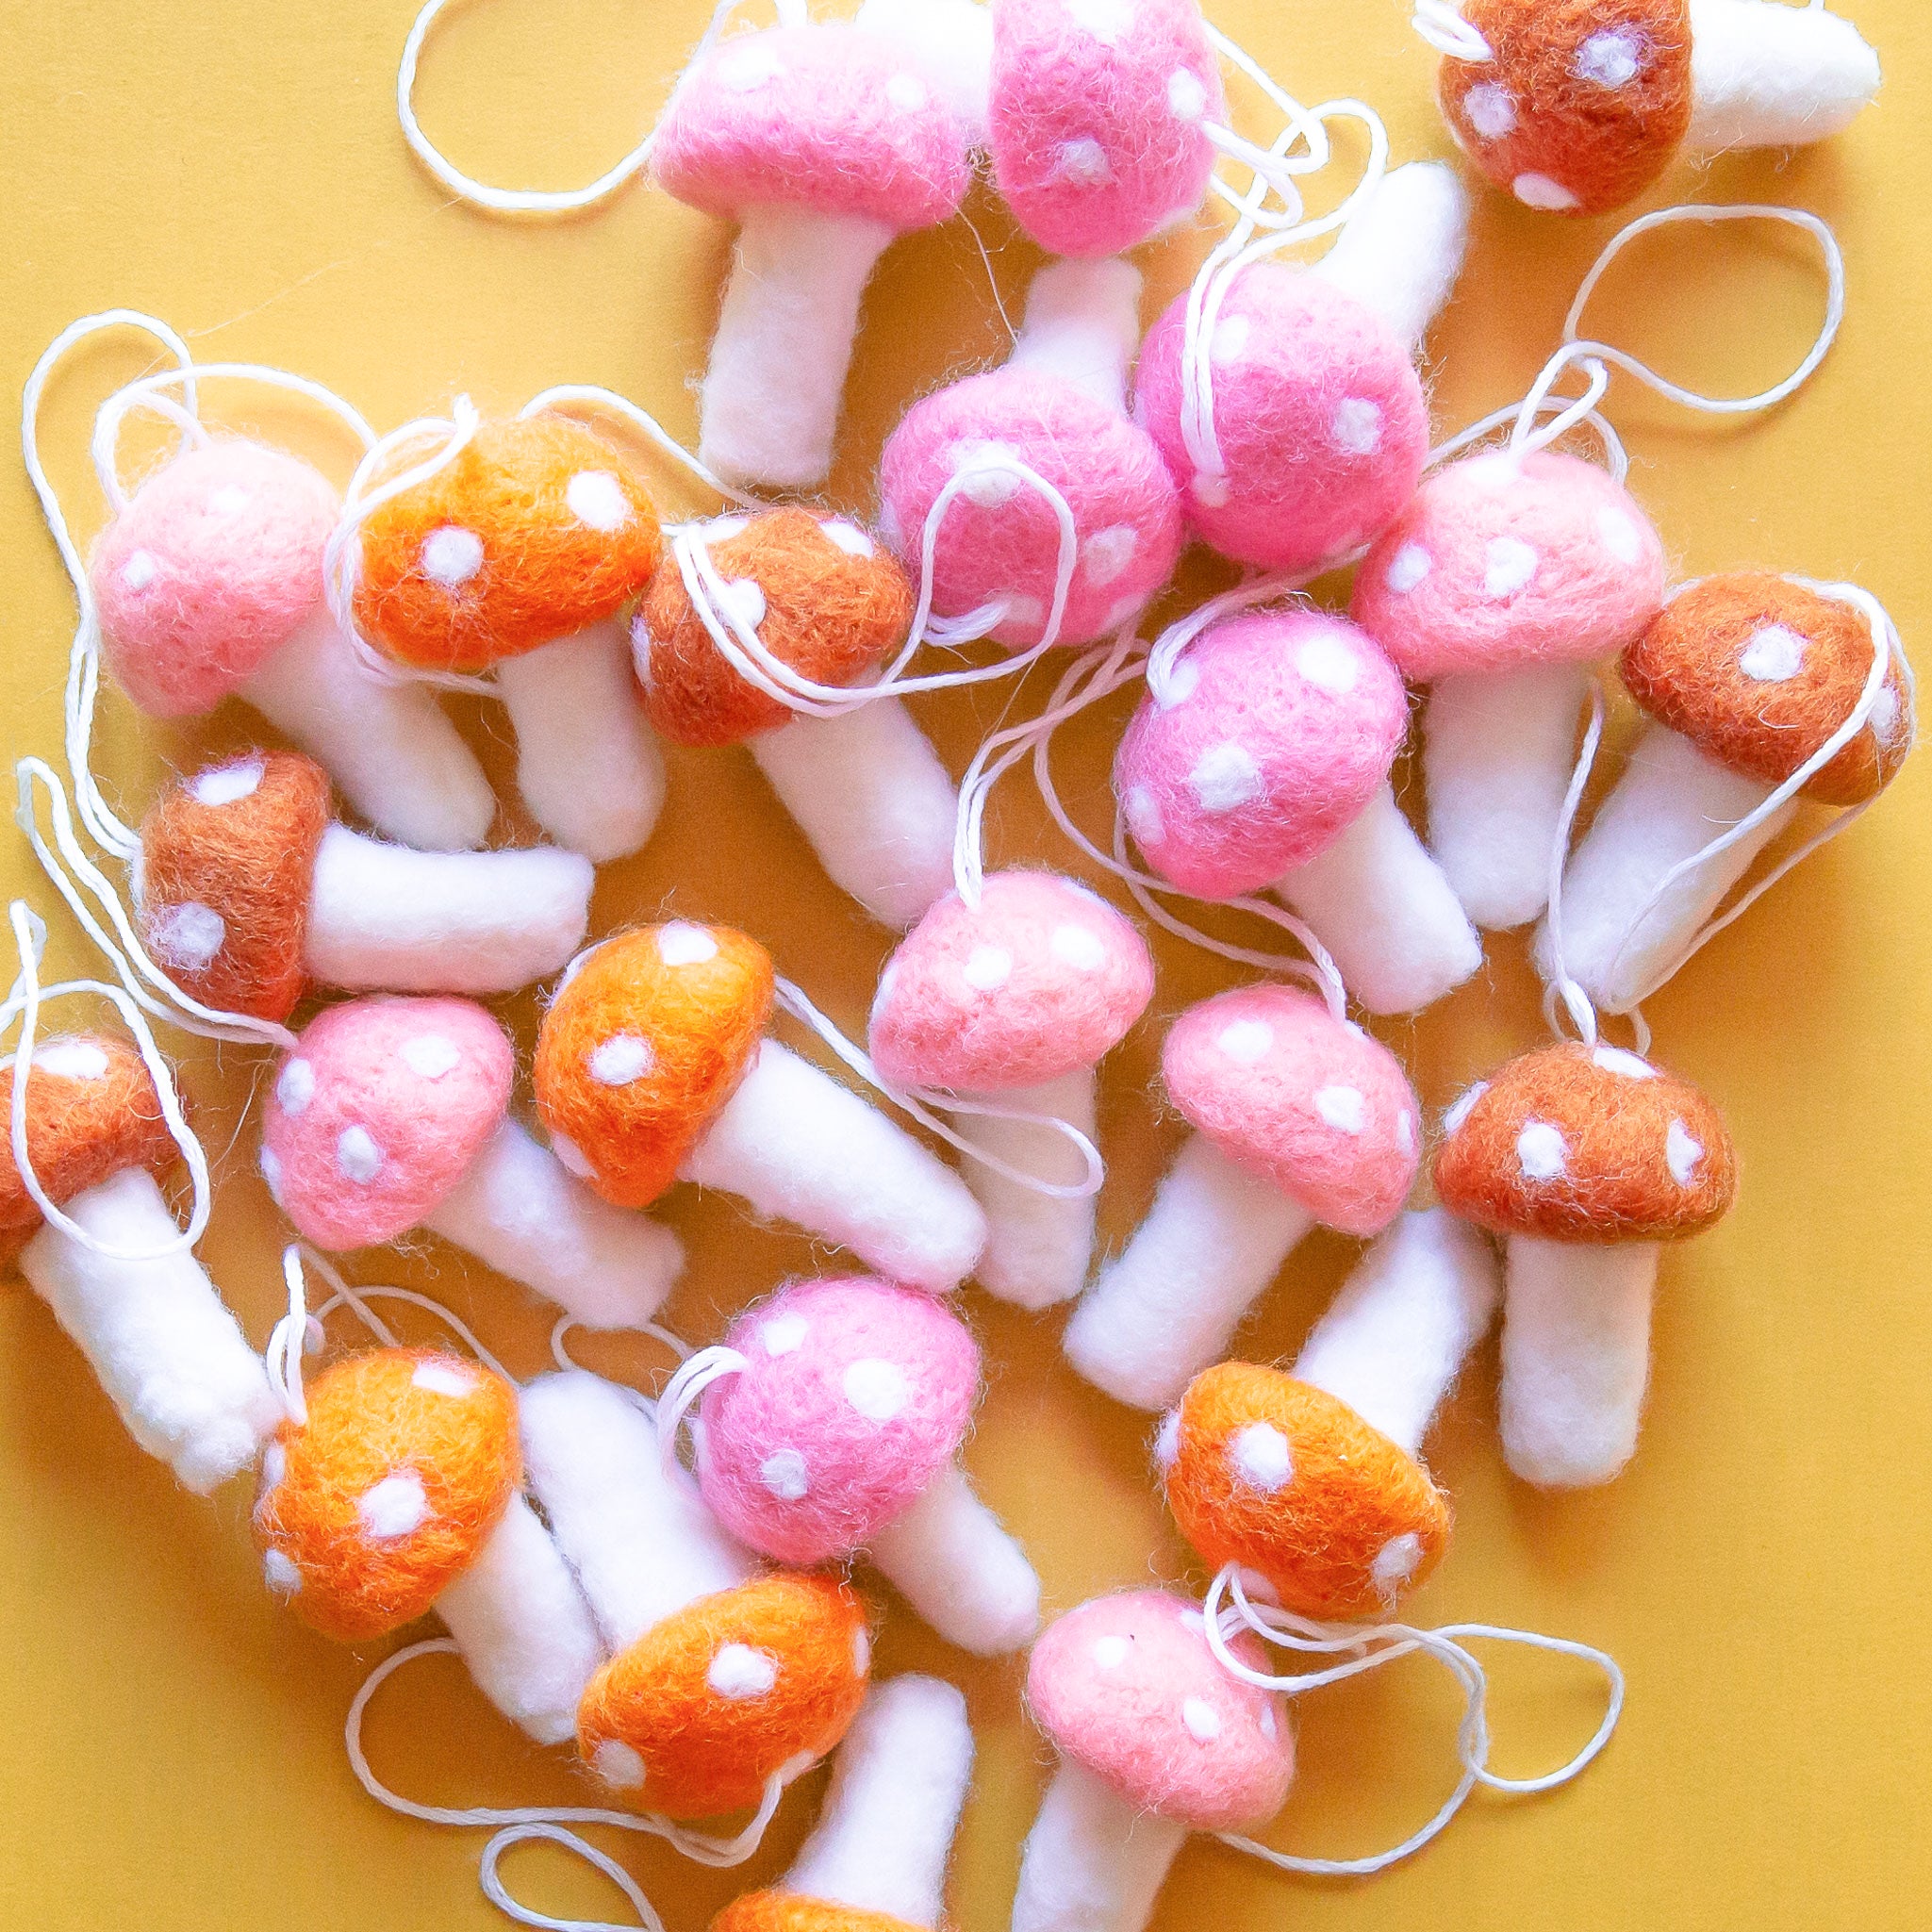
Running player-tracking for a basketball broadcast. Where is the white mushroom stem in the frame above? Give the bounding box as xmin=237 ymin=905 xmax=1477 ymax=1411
xmin=519 ymin=1369 xmax=757 ymax=1650
xmin=1064 ymin=1131 xmax=1314 ymax=1412
xmin=493 ymin=619 xmax=666 ymax=863
xmin=784 ymin=1673 xmax=975 ymax=1926
xmin=1424 ymin=661 xmax=1594 ymax=932
xmin=421 ymin=1117 xmax=685 ymax=1329
xmin=1273 ymin=782 xmax=1483 ymax=1016
xmin=1498 ymin=1234 xmax=1660 ymax=1489
xmin=1686 ymin=0 xmax=1880 ymax=154
xmin=434 ymin=1492 xmax=606 ymax=1744
xmin=1011 ymin=1760 xmax=1188 ymax=1932
xmin=304 ymin=824 xmax=593 ymax=995
xmin=700 ymin=206 xmax=898 ymax=490
xmin=1006 ymin=258 xmax=1143 ymax=410
xmin=1532 ymin=722 xmax=1790 ymax=1013
xmin=951 ymin=1067 xmax=1096 ymax=1311
xmin=1313 ymin=160 xmax=1470 ymax=353
xmin=856 ymin=0 xmax=994 ymax=147
xmin=239 ymin=603 xmax=495 ymax=851
xmin=1292 ymin=1207 xmax=1500 ymax=1454
xmin=867 ymin=1462 xmax=1041 ymax=1656
xmin=18 ymin=1166 xmax=279 ymax=1493
xmin=681 ymin=1039 xmax=988 ymax=1293
xmin=749 ymin=697 xmax=959 ymax=930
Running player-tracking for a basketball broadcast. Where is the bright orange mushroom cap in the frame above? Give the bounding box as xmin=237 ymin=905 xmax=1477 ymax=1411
xmin=714 ymin=1897 xmax=918 ymax=1932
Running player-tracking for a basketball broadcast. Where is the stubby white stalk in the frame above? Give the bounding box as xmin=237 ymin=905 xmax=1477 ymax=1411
xmin=867 ymin=1462 xmax=1041 ymax=1655
xmin=1313 ymin=159 xmax=1471 ymax=355
xmin=1011 ymin=1759 xmax=1188 ymax=1932
xmin=1685 ymin=0 xmax=1881 ymax=154
xmin=1007 ymin=258 xmax=1143 ymax=408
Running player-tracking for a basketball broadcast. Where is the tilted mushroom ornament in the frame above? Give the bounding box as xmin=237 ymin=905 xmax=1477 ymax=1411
xmin=1434 ymin=1040 xmax=1737 ymax=1487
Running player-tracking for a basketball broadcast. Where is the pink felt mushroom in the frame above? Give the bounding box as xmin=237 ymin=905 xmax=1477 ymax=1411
xmin=260 ymin=996 xmax=683 ymax=1330
xmin=869 ymin=870 xmax=1153 ymax=1308
xmin=1115 ymin=605 xmax=1481 ymax=1016
xmin=1064 ymin=983 xmax=1419 ymax=1411
xmin=878 ymin=258 xmax=1183 ymax=651
xmin=689 ymin=1276 xmax=1041 ymax=1654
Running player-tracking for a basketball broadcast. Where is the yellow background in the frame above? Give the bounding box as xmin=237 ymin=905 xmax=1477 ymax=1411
xmin=2 ymin=2 xmax=1928 ymax=1926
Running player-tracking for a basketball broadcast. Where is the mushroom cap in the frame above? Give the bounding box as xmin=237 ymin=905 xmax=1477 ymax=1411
xmin=1134 ymin=264 xmax=1431 ymax=572
xmin=261 ymin=997 xmax=514 ymax=1249
xmin=696 ymin=1276 xmax=980 ymax=1564
xmin=91 ymin=439 xmax=338 ymax=717
xmin=253 ymin=1346 xmax=520 ymax=1642
xmin=136 ymin=751 xmax=332 ymax=1023
xmin=1025 ymin=1589 xmax=1293 ymax=1830
xmin=1163 ymin=987 xmax=1419 ymax=1235
xmin=868 ymin=871 xmax=1154 ymax=1092
xmin=533 ymin=923 xmax=774 ymax=1209
xmin=1164 ymin=1362 xmax=1449 ymax=1623
xmin=1622 ymin=572 xmax=1913 ymax=807
xmin=652 ymin=25 xmax=970 ymax=231
xmin=0 ymin=1034 xmax=179 ymax=1259
xmin=877 ymin=369 xmax=1184 ymax=651
xmin=578 ymin=1573 xmax=871 ymax=1820
xmin=637 ymin=510 xmax=914 ymax=748
xmin=1438 ymin=0 xmax=1693 ymax=218
xmin=987 ymin=0 xmax=1225 ymax=257
xmin=1115 ymin=608 xmax=1411 ymax=899
xmin=352 ymin=415 xmax=663 ymax=674
xmin=714 ymin=1894 xmax=917 ymax=1932
xmin=1434 ymin=1040 xmax=1737 ymax=1244
xmin=1351 ymin=448 xmax=1666 ymax=683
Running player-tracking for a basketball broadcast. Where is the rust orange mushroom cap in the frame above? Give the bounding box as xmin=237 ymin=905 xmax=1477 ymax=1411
xmin=714 ymin=1894 xmax=917 ymax=1932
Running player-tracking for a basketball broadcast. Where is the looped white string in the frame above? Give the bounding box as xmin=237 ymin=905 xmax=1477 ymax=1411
xmin=1202 ymin=1566 xmax=1623 ymax=1876
xmin=551 ymin=1313 xmax=693 ymax=1377
xmin=654 ymin=1344 xmax=749 ymax=1489
xmin=1431 ymin=377 xmax=1629 ymax=485
xmin=1410 ymin=1 xmax=1493 ymax=63
xmin=479 ymin=1821 xmax=669 ymax=1932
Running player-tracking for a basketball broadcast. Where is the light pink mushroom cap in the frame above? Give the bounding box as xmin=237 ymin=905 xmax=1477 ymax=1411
xmin=90 ymin=440 xmax=338 ymax=717
xmin=696 ymin=1276 xmax=980 ymax=1565
xmin=1115 ymin=608 xmax=1410 ymax=900
xmin=1163 ymin=986 xmax=1419 ymax=1235
xmin=1026 ymin=1589 xmax=1293 ymax=1830
xmin=652 ymin=25 xmax=970 ymax=231
xmin=1350 ymin=448 xmax=1667 ymax=683
xmin=261 ymin=996 xmax=514 ymax=1250
xmin=868 ymin=870 xmax=1154 ymax=1092
xmin=988 ymin=0 xmax=1225 ymax=258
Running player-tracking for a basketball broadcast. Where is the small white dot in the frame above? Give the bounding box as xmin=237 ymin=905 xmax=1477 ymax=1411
xmin=1210 ymin=313 xmax=1250 ymax=364
xmin=1516 ymin=1120 xmax=1568 ymax=1181
xmin=1596 ymin=507 xmax=1646 ymax=566
xmin=851 ymin=1627 xmax=870 ymax=1676
xmin=1740 ymin=625 xmax=1807 ymax=684
xmin=704 ymin=515 xmax=752 ymax=545
xmin=1372 ymin=1532 xmax=1424 ymax=1594
xmin=191 ymin=757 xmax=265 ymax=807
xmin=1386 ymin=543 xmax=1432 ymax=594
xmin=715 ymin=45 xmax=782 ymax=91
xmin=1513 ymin=173 xmax=1580 ymax=212
xmin=1177 ymin=1607 xmax=1206 ymax=1638
xmin=401 ymin=1035 xmax=462 ymax=1081
xmin=1666 ymin=1119 xmax=1704 ymax=1186
xmin=1330 ymin=398 xmax=1383 ymax=456
xmin=1181 ymin=1697 xmax=1223 ymax=1742
xmin=120 ymin=550 xmax=158 ymax=592
xmin=1230 ymin=1422 xmax=1294 ymax=1492
xmin=657 ymin=922 xmax=718 ymax=966
xmin=1153 ymin=1409 xmax=1181 ymax=1471
xmin=1217 ymin=1019 xmax=1275 ymax=1065
xmin=963 ymin=945 xmax=1014 ymax=993
xmin=261 ymin=1441 xmax=288 ymax=1490
xmin=707 ymin=1643 xmax=778 ymax=1699
xmin=1483 ymin=537 xmax=1540 ymax=599
xmin=150 ymin=901 xmax=224 ymax=971
xmin=1443 ymin=1081 xmax=1488 ymax=1134
xmin=1295 ymin=633 xmax=1360 ymax=696
xmin=1192 ymin=471 xmax=1230 ymax=509
xmin=421 ymin=526 xmax=485 ymax=587
xmin=591 ymin=1739 xmax=646 ymax=1789
xmin=263 ymin=1548 xmax=302 ymax=1595
xmin=1395 ymin=1110 xmax=1416 ymax=1154
xmin=411 ymin=1361 xmax=477 ymax=1398
xmin=886 ymin=73 xmax=929 ymax=112
xmin=35 ymin=1040 xmax=109 ymax=1081
xmin=843 ymin=1358 xmax=910 ymax=1422
xmin=1168 ymin=67 xmax=1208 ymax=121
xmin=819 ymin=518 xmax=875 ymax=559
xmin=550 ymin=1132 xmax=593 ymax=1179
xmin=1082 ymin=524 xmax=1140 ymax=587
xmin=951 ymin=439 xmax=1025 ymax=507
xmin=1463 ymin=83 xmax=1517 ymax=139
xmin=1000 ymin=594 xmax=1047 ymax=630
xmin=336 ymin=1125 xmax=384 ymax=1184
xmin=1592 ymin=1046 xmax=1658 ymax=1082
xmin=1189 ymin=742 xmax=1265 ymax=814
xmin=358 ymin=1470 xmax=430 ymax=1540
xmin=1050 ymin=924 xmax=1109 ymax=971
xmin=1065 ymin=0 xmax=1135 ymax=47
xmin=565 ymin=470 xmax=632 ymax=532
xmin=719 ymin=577 xmax=768 ymax=634
xmin=259 ymin=1146 xmax=284 ymax=1202
xmin=1155 ymin=658 xmax=1200 ymax=709
xmin=275 ymin=1059 xmax=316 ymax=1116
xmin=1575 ymin=29 xmax=1643 ymax=88
xmin=1872 ymin=685 xmax=1904 ymax=744
xmin=1093 ymin=1634 xmax=1131 ymax=1669
xmin=1056 ymin=136 xmax=1112 ymax=185
xmin=1259 ymin=1703 xmax=1278 ymax=1739
xmin=207 ymin=486 xmax=250 ymax=517
xmin=762 ymin=1313 xmax=809 ymax=1356
xmin=1124 ymin=784 xmax=1164 ymax=847
xmin=589 ymin=1035 xmax=655 ymax=1086
xmin=760 ymin=1449 xmax=810 ymax=1500
xmin=1315 ymin=1084 xmax=1367 ymax=1134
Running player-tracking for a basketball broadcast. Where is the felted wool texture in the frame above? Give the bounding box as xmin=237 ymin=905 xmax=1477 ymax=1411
xmin=1684 ymin=0 xmax=1881 ymax=153
xmin=1115 ymin=609 xmax=1411 ymax=899
xmin=1623 ymin=572 xmax=1912 ymax=807
xmin=868 ymin=871 xmax=1153 ymax=1091
xmin=261 ymin=996 xmax=514 ymax=1249
xmin=1438 ymin=0 xmax=1693 ymax=217
xmin=1162 ymin=986 xmax=1419 ymax=1235
xmin=986 ymin=0 xmax=1225 ymax=258
xmin=91 ymin=439 xmax=339 ymax=717
xmin=254 ymin=1346 xmax=520 ymax=1642
xmin=1026 ymin=1591 xmax=1292 ymax=1831
xmin=1352 ymin=448 xmax=1665 ymax=683
xmin=715 ymin=1895 xmax=916 ymax=1932
xmin=533 ymin=923 xmax=774 ymax=1210
xmin=697 ymin=1277 xmax=979 ymax=1564
xmin=577 ymin=1573 xmax=871 ymax=1820
xmin=1164 ymin=1362 xmax=1450 ymax=1623
xmin=136 ymin=751 xmax=332 ymax=1022
xmin=638 ymin=510 xmax=915 ymax=747
xmin=1434 ymin=1040 xmax=1736 ymax=1245
xmin=877 ymin=368 xmax=1183 ymax=650
xmin=353 ymin=415 xmax=662 ymax=674
xmin=653 ymin=24 xmax=969 ymax=230
xmin=1134 ymin=267 xmax=1430 ymax=572
xmin=866 ymin=1463 xmax=1042 ymax=1656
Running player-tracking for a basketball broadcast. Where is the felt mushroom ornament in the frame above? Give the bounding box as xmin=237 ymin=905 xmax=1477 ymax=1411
xmin=262 ymin=996 xmax=685 ymax=1331
xmin=1065 ymin=983 xmax=1420 ymax=1411
xmin=1418 ymin=0 xmax=1881 ymax=217
xmin=534 ymin=922 xmax=986 ymax=1294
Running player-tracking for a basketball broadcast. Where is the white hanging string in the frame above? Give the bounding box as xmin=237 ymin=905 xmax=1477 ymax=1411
xmin=520 ymin=385 xmax=757 ymax=506
xmin=654 ymin=1344 xmax=750 ymax=1490
xmin=551 ymin=1313 xmax=693 ymax=1378
xmin=479 ymin=1820 xmax=669 ymax=1932
xmin=1410 ymin=1 xmax=1493 ymax=63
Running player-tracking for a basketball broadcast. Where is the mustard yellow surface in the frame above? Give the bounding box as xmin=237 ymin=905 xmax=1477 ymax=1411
xmin=1 ymin=4 xmax=1928 ymax=1927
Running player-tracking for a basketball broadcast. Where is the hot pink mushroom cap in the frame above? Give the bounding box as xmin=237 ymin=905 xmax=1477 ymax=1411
xmin=695 ymin=1276 xmax=980 ymax=1566
xmin=1164 ymin=985 xmax=1418 ymax=1236
xmin=1115 ymin=608 xmax=1410 ymax=900
xmin=868 ymin=870 xmax=1155 ymax=1092
xmin=988 ymin=0 xmax=1226 ymax=258
xmin=1135 ymin=266 xmax=1431 ymax=572
xmin=1351 ymin=448 xmax=1667 ymax=683
xmin=1027 ymin=1589 xmax=1294 ymax=1830
xmin=260 ymin=996 xmax=515 ymax=1250
xmin=90 ymin=440 xmax=338 ymax=717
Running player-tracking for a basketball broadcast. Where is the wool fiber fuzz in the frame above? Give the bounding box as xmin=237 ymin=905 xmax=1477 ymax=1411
xmin=717 ymin=1898 xmax=917 ymax=1932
